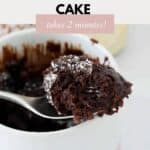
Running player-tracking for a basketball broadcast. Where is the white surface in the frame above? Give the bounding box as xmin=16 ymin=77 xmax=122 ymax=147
xmin=116 ymin=25 xmax=150 ymax=150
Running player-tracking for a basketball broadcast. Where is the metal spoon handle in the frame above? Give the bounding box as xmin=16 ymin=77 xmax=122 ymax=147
xmin=0 ymin=91 xmax=73 ymax=120
xmin=0 ymin=91 xmax=44 ymax=118
xmin=0 ymin=91 xmax=37 ymax=105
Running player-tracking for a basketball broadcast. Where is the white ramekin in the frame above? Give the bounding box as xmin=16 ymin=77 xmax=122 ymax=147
xmin=0 ymin=29 xmax=120 ymax=150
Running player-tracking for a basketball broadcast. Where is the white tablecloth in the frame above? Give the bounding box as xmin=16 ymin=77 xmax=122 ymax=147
xmin=116 ymin=25 xmax=150 ymax=150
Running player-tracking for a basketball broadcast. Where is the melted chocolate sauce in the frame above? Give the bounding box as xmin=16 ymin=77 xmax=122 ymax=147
xmin=0 ymin=41 xmax=83 ymax=131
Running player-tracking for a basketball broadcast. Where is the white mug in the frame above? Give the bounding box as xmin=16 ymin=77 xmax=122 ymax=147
xmin=0 ymin=29 xmax=120 ymax=150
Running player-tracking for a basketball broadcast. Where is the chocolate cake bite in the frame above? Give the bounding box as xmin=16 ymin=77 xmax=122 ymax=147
xmin=43 ymin=55 xmax=132 ymax=123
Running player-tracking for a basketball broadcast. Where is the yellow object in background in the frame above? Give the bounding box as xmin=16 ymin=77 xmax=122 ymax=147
xmin=87 ymin=25 xmax=128 ymax=55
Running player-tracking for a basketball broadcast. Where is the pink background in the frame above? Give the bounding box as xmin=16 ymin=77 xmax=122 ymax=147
xmin=36 ymin=15 xmax=114 ymax=33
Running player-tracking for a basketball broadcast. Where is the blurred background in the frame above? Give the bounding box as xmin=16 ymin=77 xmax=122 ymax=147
xmin=0 ymin=24 xmax=150 ymax=150
xmin=116 ymin=25 xmax=150 ymax=150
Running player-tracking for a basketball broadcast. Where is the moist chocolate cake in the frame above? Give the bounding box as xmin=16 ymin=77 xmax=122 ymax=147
xmin=0 ymin=41 xmax=132 ymax=130
xmin=43 ymin=55 xmax=132 ymax=123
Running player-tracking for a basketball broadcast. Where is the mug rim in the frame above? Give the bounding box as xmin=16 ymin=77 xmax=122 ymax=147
xmin=0 ymin=114 xmax=119 ymax=136
xmin=0 ymin=29 xmax=118 ymax=135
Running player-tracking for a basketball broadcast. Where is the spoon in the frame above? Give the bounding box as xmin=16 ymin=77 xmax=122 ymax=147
xmin=0 ymin=91 xmax=73 ymax=120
